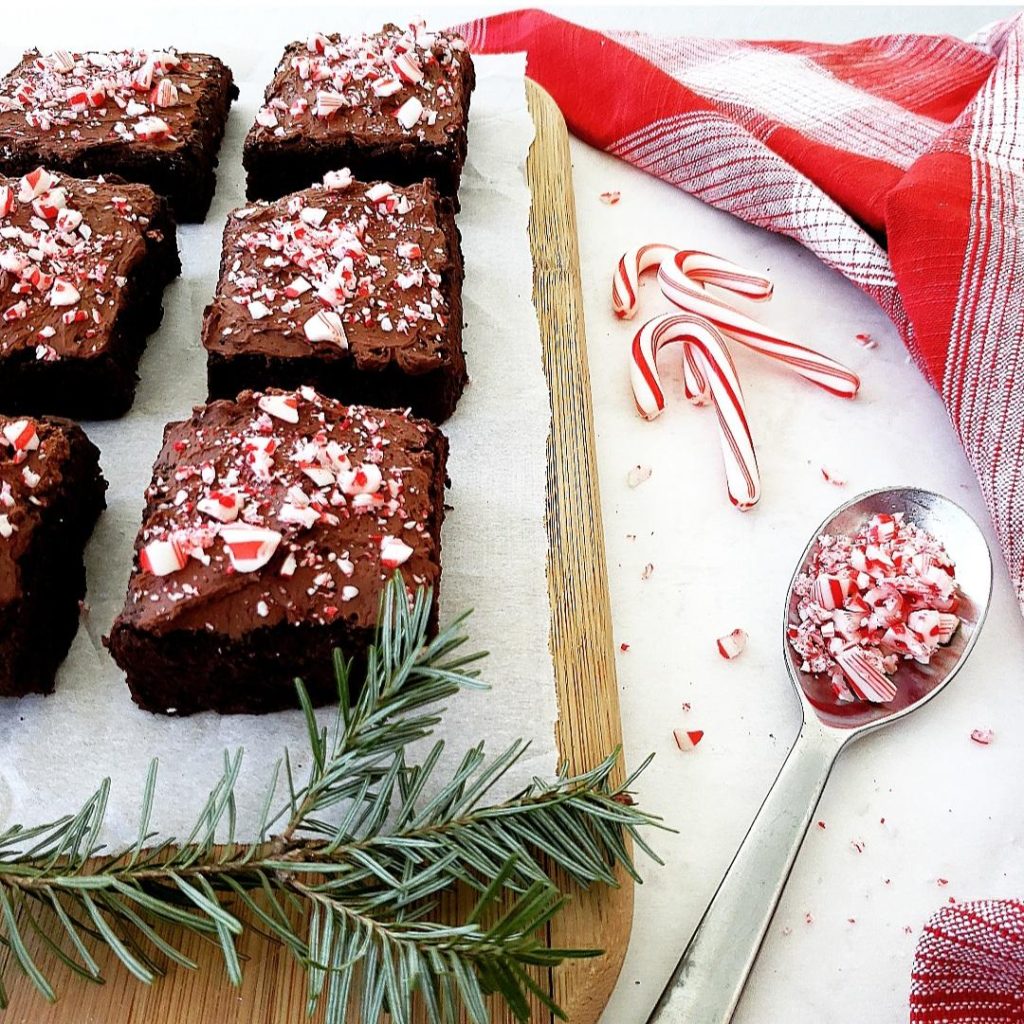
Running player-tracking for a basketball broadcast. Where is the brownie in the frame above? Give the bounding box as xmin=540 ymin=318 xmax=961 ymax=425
xmin=0 ymin=169 xmax=180 ymax=419
xmin=0 ymin=49 xmax=236 ymax=222
xmin=202 ymin=177 xmax=465 ymax=422
xmin=243 ymin=23 xmax=474 ymax=202
xmin=0 ymin=414 xmax=106 ymax=696
xmin=107 ymin=387 xmax=448 ymax=715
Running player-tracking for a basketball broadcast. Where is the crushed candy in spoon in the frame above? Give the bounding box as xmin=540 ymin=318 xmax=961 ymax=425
xmin=789 ymin=512 xmax=960 ymax=704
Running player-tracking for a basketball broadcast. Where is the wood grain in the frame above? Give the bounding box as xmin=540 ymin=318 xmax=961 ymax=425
xmin=0 ymin=80 xmax=629 ymax=1024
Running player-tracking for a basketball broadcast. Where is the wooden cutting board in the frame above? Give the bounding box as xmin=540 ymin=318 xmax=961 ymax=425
xmin=1 ymin=80 xmax=630 ymax=1024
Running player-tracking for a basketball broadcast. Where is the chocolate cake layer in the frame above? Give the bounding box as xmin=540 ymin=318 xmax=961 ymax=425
xmin=107 ymin=387 xmax=448 ymax=715
xmin=243 ymin=23 xmax=474 ymax=201
xmin=0 ymin=414 xmax=106 ymax=697
xmin=203 ymin=177 xmax=465 ymax=422
xmin=0 ymin=49 xmax=236 ymax=222
xmin=0 ymin=169 xmax=180 ymax=418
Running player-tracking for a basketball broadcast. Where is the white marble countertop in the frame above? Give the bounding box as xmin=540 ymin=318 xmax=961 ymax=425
xmin=7 ymin=4 xmax=1023 ymax=1022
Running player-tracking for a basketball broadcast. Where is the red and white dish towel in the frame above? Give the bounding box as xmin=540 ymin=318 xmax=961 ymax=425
xmin=456 ymin=9 xmax=1024 ymax=618
xmin=911 ymin=900 xmax=1024 ymax=1022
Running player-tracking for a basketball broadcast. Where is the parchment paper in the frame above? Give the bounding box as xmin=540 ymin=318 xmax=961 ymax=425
xmin=0 ymin=53 xmax=558 ymax=847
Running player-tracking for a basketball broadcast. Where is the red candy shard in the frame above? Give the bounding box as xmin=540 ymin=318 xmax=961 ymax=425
xmin=717 ymin=628 xmax=747 ymax=660
xmin=673 ymin=728 xmax=704 ymax=751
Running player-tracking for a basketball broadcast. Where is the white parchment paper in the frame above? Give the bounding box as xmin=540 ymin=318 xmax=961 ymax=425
xmin=0 ymin=53 xmax=558 ymax=846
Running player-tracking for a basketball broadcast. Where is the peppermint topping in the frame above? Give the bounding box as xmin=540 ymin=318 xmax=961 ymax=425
xmin=0 ymin=49 xmax=190 ymax=139
xmin=789 ymin=513 xmax=961 ymax=704
xmin=0 ymin=417 xmax=49 ymax=539
xmin=215 ymin=184 xmax=447 ymax=349
xmin=0 ymin=170 xmax=154 ymax=358
xmin=252 ymin=22 xmax=466 ymax=141
xmin=130 ymin=390 xmax=434 ymax=629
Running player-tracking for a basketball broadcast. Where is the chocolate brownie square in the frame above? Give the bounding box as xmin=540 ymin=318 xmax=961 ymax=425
xmin=243 ymin=23 xmax=474 ymax=202
xmin=202 ymin=176 xmax=465 ymax=422
xmin=0 ymin=169 xmax=180 ymax=419
xmin=0 ymin=414 xmax=106 ymax=697
xmin=107 ymin=387 xmax=448 ymax=715
xmin=0 ymin=49 xmax=236 ymax=222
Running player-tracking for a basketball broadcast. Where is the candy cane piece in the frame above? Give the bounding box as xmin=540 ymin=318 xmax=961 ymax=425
xmin=631 ymin=313 xmax=760 ymax=510
xmin=658 ymin=251 xmax=860 ymax=398
xmin=612 ymin=243 xmax=678 ymax=320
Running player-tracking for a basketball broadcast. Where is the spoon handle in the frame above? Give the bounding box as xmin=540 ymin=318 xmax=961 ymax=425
xmin=647 ymin=723 xmax=843 ymax=1024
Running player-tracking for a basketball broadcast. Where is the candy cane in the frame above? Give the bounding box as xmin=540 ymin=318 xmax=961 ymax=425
xmin=612 ymin=243 xmax=677 ymax=319
xmin=631 ymin=313 xmax=760 ymax=510
xmin=658 ymin=251 xmax=861 ymax=398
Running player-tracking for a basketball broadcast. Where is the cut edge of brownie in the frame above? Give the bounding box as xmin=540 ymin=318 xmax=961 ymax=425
xmin=0 ymin=182 xmax=181 ymax=420
xmin=106 ymin=396 xmax=449 ymax=716
xmin=205 ymin=186 xmax=467 ymax=423
xmin=242 ymin=47 xmax=475 ymax=203
xmin=0 ymin=418 xmax=106 ymax=697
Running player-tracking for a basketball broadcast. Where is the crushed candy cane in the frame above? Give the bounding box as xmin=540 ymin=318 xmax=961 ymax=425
xmin=820 ymin=467 xmax=846 ymax=487
xmin=717 ymin=628 xmax=747 ymax=660
xmin=789 ymin=512 xmax=960 ymax=704
xmin=673 ymin=728 xmax=704 ymax=751
xmin=854 ymin=332 xmax=878 ymax=350
xmin=599 ymin=191 xmax=621 ymax=205
xmin=970 ymin=727 xmax=993 ymax=745
xmin=626 ymin=464 xmax=652 ymax=488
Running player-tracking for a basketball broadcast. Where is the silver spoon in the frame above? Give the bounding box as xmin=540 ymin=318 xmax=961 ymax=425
xmin=647 ymin=486 xmax=993 ymax=1024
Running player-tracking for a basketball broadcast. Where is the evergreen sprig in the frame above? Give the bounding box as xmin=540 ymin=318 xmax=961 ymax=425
xmin=0 ymin=577 xmax=662 ymax=1022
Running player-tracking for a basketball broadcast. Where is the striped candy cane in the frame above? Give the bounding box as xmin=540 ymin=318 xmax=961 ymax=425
xmin=612 ymin=242 xmax=677 ymax=319
xmin=658 ymin=250 xmax=861 ymax=398
xmin=631 ymin=313 xmax=761 ymax=510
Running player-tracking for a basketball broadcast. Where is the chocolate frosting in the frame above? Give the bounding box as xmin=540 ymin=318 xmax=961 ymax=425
xmin=0 ymin=172 xmax=165 ymax=360
xmin=0 ymin=49 xmax=229 ymax=162
xmin=0 ymin=416 xmax=78 ymax=603
xmin=245 ymin=25 xmax=471 ymax=151
xmin=113 ymin=388 xmax=445 ymax=639
xmin=202 ymin=179 xmax=456 ymax=375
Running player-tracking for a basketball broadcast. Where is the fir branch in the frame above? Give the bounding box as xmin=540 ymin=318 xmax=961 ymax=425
xmin=0 ymin=577 xmax=663 ymax=1023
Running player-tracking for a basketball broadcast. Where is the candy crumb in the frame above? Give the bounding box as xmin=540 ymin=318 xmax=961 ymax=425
xmin=717 ymin=628 xmax=747 ymax=659
xmin=627 ymin=464 xmax=652 ymax=488
xmin=619 ymin=642 xmax=630 ymax=652
xmin=641 ymin=562 xmax=654 ymax=580
xmin=673 ymin=728 xmax=704 ymax=752
xmin=599 ymin=190 xmax=621 ymax=205
xmin=937 ymin=878 xmax=949 ymax=887
xmin=816 ymin=820 xmax=826 ymax=830
xmin=970 ymin=727 xmax=994 ymax=745
xmin=854 ymin=332 xmax=878 ymax=349
xmin=820 ymin=467 xmax=846 ymax=486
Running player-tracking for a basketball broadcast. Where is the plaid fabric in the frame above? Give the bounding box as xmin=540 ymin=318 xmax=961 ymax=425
xmin=457 ymin=10 xmax=1024 ymax=614
xmin=911 ymin=900 xmax=1024 ymax=1022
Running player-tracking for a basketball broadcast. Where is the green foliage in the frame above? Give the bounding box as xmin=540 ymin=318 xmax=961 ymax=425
xmin=0 ymin=577 xmax=662 ymax=1022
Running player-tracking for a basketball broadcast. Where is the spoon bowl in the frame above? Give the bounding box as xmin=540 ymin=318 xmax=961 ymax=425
xmin=786 ymin=486 xmax=992 ymax=732
xmin=648 ymin=487 xmax=992 ymax=1024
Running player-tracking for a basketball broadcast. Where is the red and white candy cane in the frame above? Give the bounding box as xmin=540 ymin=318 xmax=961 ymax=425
xmin=612 ymin=243 xmax=677 ymax=320
xmin=631 ymin=313 xmax=761 ymax=510
xmin=658 ymin=250 xmax=861 ymax=399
